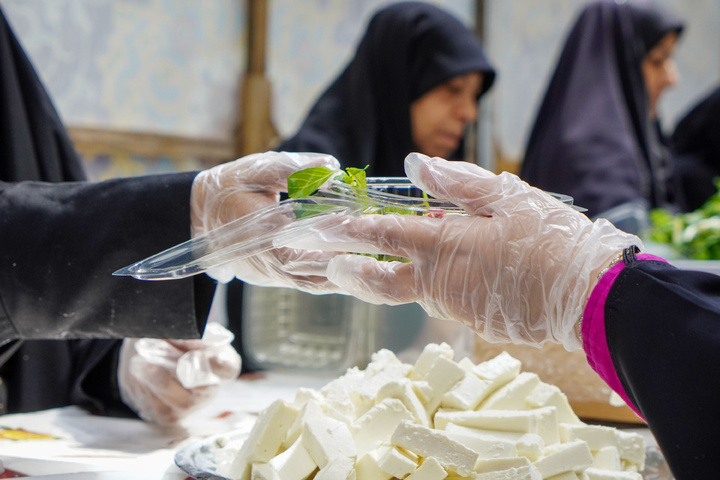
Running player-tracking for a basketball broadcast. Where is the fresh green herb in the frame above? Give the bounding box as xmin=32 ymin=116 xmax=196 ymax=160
xmin=288 ymin=165 xmax=411 ymax=262
xmin=287 ymin=166 xmax=339 ymax=199
xmin=648 ymin=179 xmax=720 ymax=259
xmin=340 ymin=166 xmax=368 ymax=190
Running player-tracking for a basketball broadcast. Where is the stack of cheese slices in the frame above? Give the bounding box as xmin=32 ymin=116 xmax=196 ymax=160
xmin=216 ymin=343 xmax=647 ymax=480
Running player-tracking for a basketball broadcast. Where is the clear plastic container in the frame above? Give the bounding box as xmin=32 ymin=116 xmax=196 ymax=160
xmin=239 ymin=177 xmax=581 ymax=372
xmin=240 ymin=285 xmax=472 ymax=372
xmin=239 ymin=177 xmax=475 ymax=372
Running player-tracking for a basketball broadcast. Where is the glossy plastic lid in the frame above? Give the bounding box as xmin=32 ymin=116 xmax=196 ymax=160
xmin=113 ymin=196 xmax=362 ymax=280
xmin=115 ymin=176 xmax=584 ymax=281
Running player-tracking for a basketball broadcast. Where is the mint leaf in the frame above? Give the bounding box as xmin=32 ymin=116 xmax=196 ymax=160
xmin=342 ymin=166 xmax=368 ymax=189
xmin=287 ymin=166 xmax=338 ymax=198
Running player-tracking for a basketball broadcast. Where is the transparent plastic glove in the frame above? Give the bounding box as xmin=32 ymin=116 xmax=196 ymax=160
xmin=117 ymin=323 xmax=241 ymax=425
xmin=190 ymin=151 xmax=344 ymax=293
xmin=287 ymin=153 xmax=642 ymax=351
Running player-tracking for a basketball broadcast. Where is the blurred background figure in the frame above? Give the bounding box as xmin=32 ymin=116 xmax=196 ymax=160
xmin=519 ymin=0 xmax=685 ymax=234
xmin=0 ymin=3 xmax=116 ymax=416
xmin=0 ymin=5 xmax=243 ymax=424
xmin=670 ymin=85 xmax=720 ymax=211
xmin=225 ymin=1 xmax=496 ymax=371
xmin=276 ymin=1 xmax=496 ymax=175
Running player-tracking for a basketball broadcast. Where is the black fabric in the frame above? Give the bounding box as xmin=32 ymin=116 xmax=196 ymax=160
xmin=0 ymin=174 xmax=206 ymax=342
xmin=0 ymin=6 xmax=214 ymax=415
xmin=519 ymin=0 xmax=684 ymax=221
xmin=277 ymin=1 xmax=495 ymax=176
xmin=671 ymin=86 xmax=720 ymax=211
xmin=0 ymin=7 xmax=86 ymax=183
xmin=0 ymin=173 xmax=212 ymax=413
xmin=604 ymin=260 xmax=720 ymax=479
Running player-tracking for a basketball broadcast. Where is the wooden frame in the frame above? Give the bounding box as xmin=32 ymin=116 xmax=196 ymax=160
xmin=69 ymin=127 xmax=236 ymax=166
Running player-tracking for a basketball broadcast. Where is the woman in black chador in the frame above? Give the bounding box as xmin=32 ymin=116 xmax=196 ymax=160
xmin=520 ymin=0 xmax=685 ymax=233
xmin=671 ymin=85 xmax=720 ymax=211
xmin=277 ymin=1 xmax=496 ymax=176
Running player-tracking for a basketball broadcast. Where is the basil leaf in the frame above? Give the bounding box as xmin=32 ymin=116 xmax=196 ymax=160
xmin=343 ymin=166 xmax=368 ymax=189
xmin=287 ymin=167 xmax=338 ymax=198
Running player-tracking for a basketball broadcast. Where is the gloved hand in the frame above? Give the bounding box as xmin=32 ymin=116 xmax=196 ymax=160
xmin=286 ymin=153 xmax=642 ymax=351
xmin=190 ymin=151 xmax=345 ymax=293
xmin=117 ymin=323 xmax=242 ymax=425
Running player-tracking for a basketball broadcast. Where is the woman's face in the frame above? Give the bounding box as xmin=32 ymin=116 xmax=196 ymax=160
xmin=411 ymin=72 xmax=483 ymax=158
xmin=642 ymin=31 xmax=680 ymax=118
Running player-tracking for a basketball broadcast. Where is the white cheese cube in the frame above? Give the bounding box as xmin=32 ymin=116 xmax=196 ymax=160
xmin=592 ymin=446 xmax=621 ymax=471
xmin=473 ymin=457 xmax=542 ymax=480
xmin=413 ymin=381 xmax=434 ymax=404
xmin=378 ymin=446 xmax=418 ymax=478
xmin=227 ymin=400 xmax=299 ymax=480
xmin=424 ymin=357 xmax=466 ymax=413
xmin=442 ymin=423 xmax=544 ymax=461
xmin=353 ymin=357 xmax=414 ymax=419
xmin=457 ymin=357 xmax=476 ymax=373
xmin=406 ymin=457 xmax=447 ymax=480
xmin=472 ymin=351 xmax=522 ymax=392
xmin=291 ymin=388 xmax=325 ymax=409
xmin=250 ymin=462 xmax=279 ymax=480
xmin=411 ymin=343 xmax=454 ymax=380
xmin=527 ymin=383 xmax=582 ymax=425
xmin=480 ymin=372 xmax=541 ymax=411
xmin=283 ymin=398 xmax=325 ymax=448
xmin=356 ymin=445 xmax=393 ymax=480
xmin=545 ymin=472 xmax=579 ymax=480
xmin=515 ymin=434 xmax=545 ymax=462
xmin=314 ymin=456 xmax=355 ymax=480
xmin=353 ymin=398 xmax=413 ymax=456
xmin=615 ymin=431 xmax=646 ymax=469
xmin=323 ymin=401 xmax=356 ymax=426
xmin=435 ymin=408 xmax=532 ymax=431
xmin=391 ymin=421 xmax=478 ymax=476
xmin=440 ymin=372 xmax=493 ymax=411
xmin=441 ymin=423 xmax=517 ymax=459
xmin=365 ymin=349 xmax=408 ymax=376
xmin=252 ymin=434 xmax=316 ymax=480
xmin=376 ymin=378 xmax=431 ymax=427
xmin=532 ymin=440 xmax=593 ymax=478
xmin=302 ymin=413 xmax=356 ymax=469
xmin=559 ymin=424 xmax=619 ymax=451
xmin=474 ymin=456 xmax=532 ymax=472
xmin=581 ymin=467 xmax=643 ymax=480
xmin=320 ymin=367 xmax=369 ymax=418
xmin=435 ymin=407 xmax=558 ymax=445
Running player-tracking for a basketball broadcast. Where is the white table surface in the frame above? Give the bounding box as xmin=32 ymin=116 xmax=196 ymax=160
xmin=0 ymin=371 xmax=336 ymax=479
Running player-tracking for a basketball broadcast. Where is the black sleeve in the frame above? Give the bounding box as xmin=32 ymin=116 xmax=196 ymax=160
xmin=0 ymin=173 xmax=215 ymax=344
xmin=604 ymin=260 xmax=720 ymax=479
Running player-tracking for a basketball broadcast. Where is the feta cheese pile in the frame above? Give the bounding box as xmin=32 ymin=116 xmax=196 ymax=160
xmin=217 ymin=343 xmax=647 ymax=480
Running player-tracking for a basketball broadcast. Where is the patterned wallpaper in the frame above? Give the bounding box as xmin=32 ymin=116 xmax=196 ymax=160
xmin=0 ymin=0 xmax=245 ymax=141
xmin=2 ymin=0 xmax=717 ymax=170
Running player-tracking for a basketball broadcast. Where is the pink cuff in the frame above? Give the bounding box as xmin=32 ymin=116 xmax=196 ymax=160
xmin=581 ymin=253 xmax=667 ymax=420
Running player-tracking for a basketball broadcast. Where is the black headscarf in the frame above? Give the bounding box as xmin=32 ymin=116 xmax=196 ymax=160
xmin=0 ymin=7 xmax=99 ymax=414
xmin=276 ymin=1 xmax=496 ymax=176
xmin=671 ymin=86 xmax=720 ymax=211
xmin=0 ymin=7 xmax=85 ymax=183
xmin=519 ymin=0 xmax=684 ymax=221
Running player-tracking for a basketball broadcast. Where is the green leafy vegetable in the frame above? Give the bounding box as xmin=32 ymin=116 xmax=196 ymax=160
xmin=647 ymin=178 xmax=720 ymax=259
xmin=288 ymin=165 xmax=410 ymax=262
xmin=287 ymin=166 xmax=339 ymax=199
